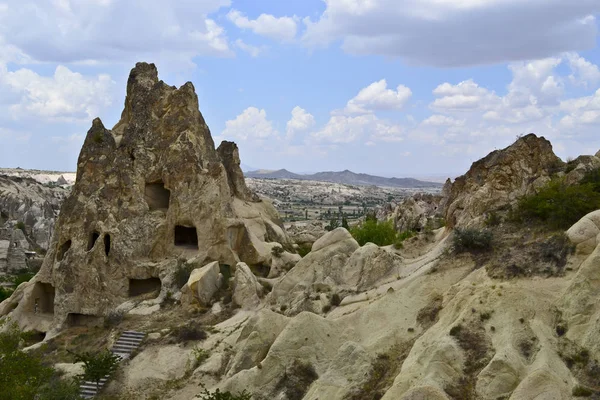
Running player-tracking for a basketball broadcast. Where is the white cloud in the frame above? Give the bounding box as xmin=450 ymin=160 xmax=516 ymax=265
xmin=302 ymin=0 xmax=600 ymax=67
xmin=0 ymin=65 xmax=114 ymax=122
xmin=0 ymin=0 xmax=232 ymax=66
xmin=286 ymin=106 xmax=315 ymax=139
xmin=566 ymin=52 xmax=600 ymax=87
xmin=431 ymin=80 xmax=498 ymax=111
xmin=422 ymin=115 xmax=465 ymax=127
xmin=221 ymin=107 xmax=278 ymax=141
xmin=311 ymin=114 xmax=403 ymax=143
xmin=227 ymin=9 xmax=297 ymax=42
xmin=234 ymin=39 xmax=266 ymax=58
xmin=345 ymin=79 xmax=412 ymax=114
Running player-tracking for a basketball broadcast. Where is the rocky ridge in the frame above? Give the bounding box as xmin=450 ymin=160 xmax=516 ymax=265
xmin=2 ymin=64 xmax=600 ymax=400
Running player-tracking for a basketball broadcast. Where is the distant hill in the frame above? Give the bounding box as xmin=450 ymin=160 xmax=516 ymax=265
xmin=245 ymin=168 xmax=442 ymax=188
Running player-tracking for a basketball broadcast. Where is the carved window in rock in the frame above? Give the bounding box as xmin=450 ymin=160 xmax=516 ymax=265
xmin=128 ymin=277 xmax=161 ymax=297
xmin=104 ymin=234 xmax=111 ymax=256
xmin=30 ymin=282 xmax=55 ymax=314
xmin=88 ymin=231 xmax=100 ymax=251
xmin=56 ymin=240 xmax=72 ymax=262
xmin=174 ymin=225 xmax=198 ymax=249
xmin=144 ymin=181 xmax=171 ymax=211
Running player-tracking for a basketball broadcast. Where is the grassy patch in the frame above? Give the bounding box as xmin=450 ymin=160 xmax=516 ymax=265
xmin=274 ymin=360 xmax=318 ymax=400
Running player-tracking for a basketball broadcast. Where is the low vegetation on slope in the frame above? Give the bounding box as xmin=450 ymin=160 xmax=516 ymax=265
xmin=350 ymin=215 xmax=415 ymax=247
xmin=514 ymin=168 xmax=600 ymax=229
xmin=0 ymin=322 xmax=80 ymax=400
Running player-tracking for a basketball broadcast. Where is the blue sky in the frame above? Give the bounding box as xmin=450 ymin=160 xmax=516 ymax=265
xmin=1 ymin=0 xmax=600 ymax=178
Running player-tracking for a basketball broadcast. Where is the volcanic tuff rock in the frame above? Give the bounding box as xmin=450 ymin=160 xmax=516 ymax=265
xmin=0 ymin=62 xmax=293 ymax=334
xmin=443 ymin=134 xmax=563 ymax=228
xmin=0 ymin=174 xmax=68 ymax=251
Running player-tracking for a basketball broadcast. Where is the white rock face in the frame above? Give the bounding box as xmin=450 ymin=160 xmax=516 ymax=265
xmin=182 ymin=261 xmax=223 ymax=307
xmin=233 ymin=262 xmax=263 ymax=309
xmin=122 ymin=345 xmax=192 ymax=389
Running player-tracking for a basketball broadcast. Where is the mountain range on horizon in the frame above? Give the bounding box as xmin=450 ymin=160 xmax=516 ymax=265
xmin=244 ymin=168 xmax=444 ymax=188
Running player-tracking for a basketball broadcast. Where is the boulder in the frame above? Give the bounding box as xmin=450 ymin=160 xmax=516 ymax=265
xmin=181 ymin=261 xmax=223 ymax=307
xmin=232 ymin=262 xmax=263 ymax=309
xmin=343 ymin=243 xmax=402 ymax=290
xmin=270 ymin=228 xmax=360 ymax=314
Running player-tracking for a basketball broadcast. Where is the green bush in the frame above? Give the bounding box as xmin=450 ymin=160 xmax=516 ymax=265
xmin=0 ymin=322 xmax=80 ymax=400
xmin=350 ymin=220 xmax=398 ymax=247
xmin=73 ymin=349 xmax=120 ymax=390
xmin=0 ymin=287 xmax=13 ymax=302
xmin=174 ymin=260 xmax=195 ymax=289
xmin=515 ymin=177 xmax=600 ymax=229
xmin=572 ymin=385 xmax=593 ymax=397
xmin=197 ymin=387 xmax=252 ymax=400
xmin=453 ymin=228 xmax=493 ymax=252
xmin=15 ymin=221 xmax=26 ymax=232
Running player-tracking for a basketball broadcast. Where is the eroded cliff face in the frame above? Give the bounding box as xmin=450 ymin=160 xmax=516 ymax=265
xmin=443 ymin=134 xmax=563 ymax=228
xmin=0 ymin=63 xmax=291 ymax=334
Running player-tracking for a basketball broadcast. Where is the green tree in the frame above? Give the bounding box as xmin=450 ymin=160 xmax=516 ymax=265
xmin=325 ymin=218 xmax=340 ymax=231
xmin=341 ymin=215 xmax=349 ymax=230
xmin=73 ymin=350 xmax=120 ymax=391
xmin=350 ymin=220 xmax=399 ymax=247
xmin=0 ymin=322 xmax=80 ymax=400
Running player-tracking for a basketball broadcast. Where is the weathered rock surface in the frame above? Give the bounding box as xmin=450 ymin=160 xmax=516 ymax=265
xmin=391 ymin=193 xmax=443 ymax=233
xmin=232 ymin=262 xmax=263 ymax=309
xmin=443 ymin=134 xmax=563 ymax=227
xmin=0 ymin=63 xmax=292 ymax=334
xmin=0 ymin=174 xmax=68 ymax=251
xmin=181 ymin=261 xmax=223 ymax=307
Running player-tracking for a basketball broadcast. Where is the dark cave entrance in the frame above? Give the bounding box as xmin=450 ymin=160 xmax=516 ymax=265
xmin=88 ymin=231 xmax=100 ymax=251
xmin=66 ymin=313 xmax=103 ymax=328
xmin=0 ymin=211 xmax=8 ymax=224
xmin=104 ymin=234 xmax=111 ymax=256
xmin=128 ymin=277 xmax=162 ymax=297
xmin=145 ymin=181 xmax=171 ymax=211
xmin=174 ymin=225 xmax=198 ymax=249
xmin=57 ymin=240 xmax=71 ymax=262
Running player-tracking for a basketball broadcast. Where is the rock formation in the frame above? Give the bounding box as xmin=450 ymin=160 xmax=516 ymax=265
xmin=0 ymin=174 xmax=68 ymax=251
xmin=0 ymin=62 xmax=294 ymax=335
xmin=443 ymin=134 xmax=563 ymax=227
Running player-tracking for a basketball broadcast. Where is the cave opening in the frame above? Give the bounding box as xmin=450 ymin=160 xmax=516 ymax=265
xmin=30 ymin=282 xmax=55 ymax=314
xmin=88 ymin=231 xmax=100 ymax=251
xmin=104 ymin=234 xmax=111 ymax=256
xmin=56 ymin=240 xmax=71 ymax=262
xmin=128 ymin=277 xmax=162 ymax=297
xmin=66 ymin=313 xmax=103 ymax=328
xmin=174 ymin=225 xmax=198 ymax=249
xmin=145 ymin=181 xmax=171 ymax=211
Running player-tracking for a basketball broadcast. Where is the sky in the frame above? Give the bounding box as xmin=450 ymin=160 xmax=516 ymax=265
xmin=0 ymin=0 xmax=600 ymax=178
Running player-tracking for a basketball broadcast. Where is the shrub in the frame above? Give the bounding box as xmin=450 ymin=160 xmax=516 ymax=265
xmin=484 ymin=212 xmax=501 ymax=227
xmin=0 ymin=287 xmax=13 ymax=302
xmin=572 ymin=385 xmax=593 ymax=397
xmin=556 ymin=324 xmax=568 ymax=337
xmin=350 ymin=219 xmax=398 ymax=247
xmin=449 ymin=325 xmax=463 ymax=337
xmin=453 ymin=228 xmax=493 ymax=252
xmin=515 ymin=177 xmax=600 ymax=229
xmin=325 ymin=218 xmax=340 ymax=231
xmin=275 ymin=361 xmax=318 ymax=400
xmin=12 ymin=272 xmax=35 ymax=287
xmin=192 ymin=346 xmax=210 ymax=367
xmin=172 ymin=324 xmax=207 ymax=343
xmin=297 ymin=244 xmax=312 ymax=258
xmin=580 ymin=167 xmax=600 ymax=192
xmin=330 ymin=293 xmax=342 ymax=307
xmin=15 ymin=221 xmax=26 ymax=232
xmin=197 ymin=387 xmax=252 ymax=400
xmin=73 ymin=349 xmax=120 ymax=390
xmin=0 ymin=322 xmax=80 ymax=400
xmin=104 ymin=309 xmax=125 ymax=328
xmin=174 ymin=260 xmax=195 ymax=289
xmin=271 ymin=246 xmax=284 ymax=258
